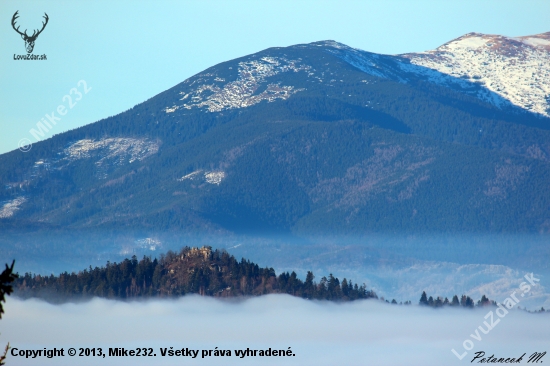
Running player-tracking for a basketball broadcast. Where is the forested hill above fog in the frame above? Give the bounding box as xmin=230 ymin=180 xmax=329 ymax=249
xmin=14 ymin=246 xmax=376 ymax=302
xmin=1 ymin=33 xmax=550 ymax=235
xmin=14 ymin=246 xmax=548 ymax=313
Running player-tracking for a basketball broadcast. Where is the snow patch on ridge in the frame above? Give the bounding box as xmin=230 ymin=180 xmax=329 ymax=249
xmin=178 ymin=170 xmax=202 ymax=182
xmin=448 ymin=37 xmax=488 ymax=49
xmin=0 ymin=197 xmax=27 ymax=218
xmin=204 ymin=171 xmax=225 ymax=185
xmin=323 ymin=41 xmax=407 ymax=82
xmin=165 ymin=57 xmax=310 ymax=113
xmin=513 ymin=36 xmax=550 ymax=49
xmin=62 ymin=138 xmax=160 ymax=166
xmin=178 ymin=170 xmax=225 ymax=185
xmin=31 ymin=138 xmax=161 ymax=181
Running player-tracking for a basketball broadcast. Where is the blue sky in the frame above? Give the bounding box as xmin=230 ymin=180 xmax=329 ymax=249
xmin=1 ymin=0 xmax=549 ymax=154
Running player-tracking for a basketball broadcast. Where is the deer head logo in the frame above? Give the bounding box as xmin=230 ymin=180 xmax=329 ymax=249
xmin=12 ymin=11 xmax=49 ymax=54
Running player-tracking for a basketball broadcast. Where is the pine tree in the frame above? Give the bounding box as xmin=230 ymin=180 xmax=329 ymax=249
xmin=451 ymin=295 xmax=460 ymax=306
xmin=1 ymin=260 xmax=18 ymax=366
xmin=327 ymin=274 xmax=340 ymax=299
xmin=341 ymin=278 xmax=349 ymax=298
xmin=477 ymin=294 xmax=490 ymax=306
xmin=419 ymin=291 xmax=428 ymax=306
xmin=303 ymin=271 xmax=315 ymax=299
xmin=460 ymin=295 xmax=474 ymax=308
xmin=0 ymin=261 xmax=17 ymax=319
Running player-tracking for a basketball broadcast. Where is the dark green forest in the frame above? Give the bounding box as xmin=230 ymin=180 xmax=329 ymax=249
xmin=14 ymin=247 xmax=376 ymax=302
xmin=11 ymin=251 xmax=550 ymax=314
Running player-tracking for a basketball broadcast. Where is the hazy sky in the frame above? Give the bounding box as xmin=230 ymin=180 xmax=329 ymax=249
xmin=2 ymin=295 xmax=549 ymax=365
xmin=1 ymin=0 xmax=549 ymax=154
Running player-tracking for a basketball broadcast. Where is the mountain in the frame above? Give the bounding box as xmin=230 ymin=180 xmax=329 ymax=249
xmin=401 ymin=31 xmax=550 ymax=117
xmin=1 ymin=33 xmax=550 ymax=239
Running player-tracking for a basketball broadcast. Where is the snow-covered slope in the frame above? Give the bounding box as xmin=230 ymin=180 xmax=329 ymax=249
xmin=401 ymin=32 xmax=550 ymax=117
xmin=165 ymin=57 xmax=310 ymax=113
xmin=1 ymin=137 xmax=160 ymax=213
xmin=0 ymin=197 xmax=27 ymax=218
xmin=160 ymin=33 xmax=550 ymax=119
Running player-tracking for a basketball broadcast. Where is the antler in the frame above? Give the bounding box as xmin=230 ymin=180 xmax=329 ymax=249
xmin=29 ymin=13 xmax=49 ymax=39
xmin=11 ymin=11 xmax=27 ymax=37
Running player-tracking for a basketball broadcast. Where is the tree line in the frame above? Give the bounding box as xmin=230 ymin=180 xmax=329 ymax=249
xmin=14 ymin=247 xmax=377 ymax=302
xmin=418 ymin=290 xmax=548 ymax=313
xmin=419 ymin=290 xmax=500 ymax=308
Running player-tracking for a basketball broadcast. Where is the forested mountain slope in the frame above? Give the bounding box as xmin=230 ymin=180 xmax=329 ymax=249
xmin=1 ymin=34 xmax=549 ymax=235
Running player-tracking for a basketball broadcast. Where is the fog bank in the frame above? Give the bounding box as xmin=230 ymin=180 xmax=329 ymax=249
xmin=1 ymin=295 xmax=549 ymax=365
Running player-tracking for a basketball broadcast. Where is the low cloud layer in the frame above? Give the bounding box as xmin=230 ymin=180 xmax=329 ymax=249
xmin=1 ymin=295 xmax=549 ymax=365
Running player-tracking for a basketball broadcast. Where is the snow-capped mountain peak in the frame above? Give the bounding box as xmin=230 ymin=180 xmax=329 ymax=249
xmin=401 ymin=32 xmax=550 ymax=117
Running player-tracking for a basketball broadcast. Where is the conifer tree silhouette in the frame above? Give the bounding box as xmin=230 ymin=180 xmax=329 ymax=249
xmin=0 ymin=260 xmax=18 ymax=365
